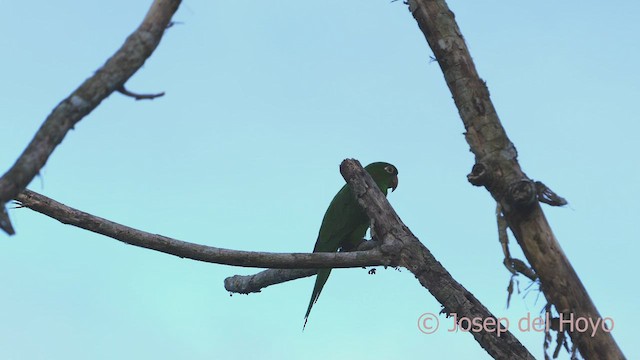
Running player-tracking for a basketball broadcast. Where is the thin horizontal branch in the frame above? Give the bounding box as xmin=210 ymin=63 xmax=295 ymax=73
xmin=0 ymin=0 xmax=182 ymax=235
xmin=14 ymin=189 xmax=388 ymax=269
xmin=224 ymin=240 xmax=381 ymax=293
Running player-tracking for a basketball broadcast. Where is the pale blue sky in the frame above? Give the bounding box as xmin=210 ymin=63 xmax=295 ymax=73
xmin=1 ymin=1 xmax=638 ymax=359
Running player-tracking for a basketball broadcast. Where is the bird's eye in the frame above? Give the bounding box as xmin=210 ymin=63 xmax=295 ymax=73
xmin=384 ymin=165 xmax=395 ymax=174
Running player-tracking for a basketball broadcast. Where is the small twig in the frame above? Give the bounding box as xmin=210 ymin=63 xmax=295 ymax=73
xmin=496 ymin=203 xmax=512 ymax=266
xmin=535 ymin=181 xmax=568 ymax=207
xmin=166 ymin=21 xmax=184 ymax=29
xmin=117 ymin=86 xmax=165 ymax=101
xmin=497 ymin=203 xmax=537 ymax=281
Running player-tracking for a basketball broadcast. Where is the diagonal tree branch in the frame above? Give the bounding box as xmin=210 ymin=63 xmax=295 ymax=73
xmin=0 ymin=0 xmax=182 ymax=235
xmin=340 ymin=159 xmax=534 ymax=359
xmin=228 ymin=159 xmax=536 ymax=360
xmin=408 ymin=0 xmax=624 ymax=358
xmin=14 ymin=189 xmax=390 ymax=269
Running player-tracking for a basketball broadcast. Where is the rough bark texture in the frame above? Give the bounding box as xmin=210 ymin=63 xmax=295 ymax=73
xmin=0 ymin=0 xmax=182 ymax=235
xmin=408 ymin=0 xmax=624 ymax=358
xmin=340 ymin=159 xmax=535 ymax=360
xmin=15 ymin=190 xmax=389 ymax=269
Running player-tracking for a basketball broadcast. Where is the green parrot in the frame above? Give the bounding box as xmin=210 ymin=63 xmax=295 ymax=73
xmin=303 ymin=162 xmax=399 ymax=329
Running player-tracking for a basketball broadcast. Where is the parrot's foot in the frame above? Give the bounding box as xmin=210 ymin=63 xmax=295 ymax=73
xmin=368 ymin=268 xmax=377 ymax=275
xmin=381 ymin=265 xmax=401 ymax=272
xmin=341 ymin=238 xmax=374 ymax=252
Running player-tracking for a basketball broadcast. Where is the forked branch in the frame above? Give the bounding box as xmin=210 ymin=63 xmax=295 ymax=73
xmin=227 ymin=159 xmax=535 ymax=360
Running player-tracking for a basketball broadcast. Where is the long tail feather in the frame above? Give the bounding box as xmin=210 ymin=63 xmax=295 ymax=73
xmin=303 ymin=269 xmax=332 ymax=330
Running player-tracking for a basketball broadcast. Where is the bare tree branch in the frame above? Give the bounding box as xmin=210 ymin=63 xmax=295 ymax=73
xmin=0 ymin=0 xmax=182 ymax=235
xmin=224 ymin=240 xmax=381 ymax=293
xmin=225 ymin=269 xmax=317 ymax=294
xmin=14 ymin=189 xmax=390 ymax=269
xmin=339 ymin=159 xmax=535 ymax=359
xmin=408 ymin=0 xmax=624 ymax=358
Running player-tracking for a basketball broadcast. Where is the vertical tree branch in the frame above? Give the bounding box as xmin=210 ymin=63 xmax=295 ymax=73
xmin=0 ymin=0 xmax=182 ymax=235
xmin=408 ymin=0 xmax=624 ymax=358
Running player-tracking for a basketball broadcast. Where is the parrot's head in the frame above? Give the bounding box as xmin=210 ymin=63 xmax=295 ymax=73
xmin=365 ymin=162 xmax=399 ymax=193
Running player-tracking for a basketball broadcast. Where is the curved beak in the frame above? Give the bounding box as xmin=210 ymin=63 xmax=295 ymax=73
xmin=390 ymin=175 xmax=398 ymax=192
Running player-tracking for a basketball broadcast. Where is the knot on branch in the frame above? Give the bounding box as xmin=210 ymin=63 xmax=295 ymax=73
xmin=379 ymin=236 xmax=403 ymax=267
xmin=507 ymin=179 xmax=537 ymax=209
xmin=504 ymin=179 xmax=568 ymax=210
xmin=467 ymin=162 xmax=489 ymax=186
xmin=224 ymin=275 xmax=252 ymax=294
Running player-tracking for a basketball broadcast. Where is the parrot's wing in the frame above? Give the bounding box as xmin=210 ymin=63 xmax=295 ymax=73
xmin=304 ymin=185 xmax=370 ymax=329
xmin=313 ymin=185 xmax=368 ymax=252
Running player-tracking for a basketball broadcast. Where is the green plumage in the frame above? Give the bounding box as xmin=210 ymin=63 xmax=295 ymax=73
xmin=303 ymin=162 xmax=399 ymax=329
